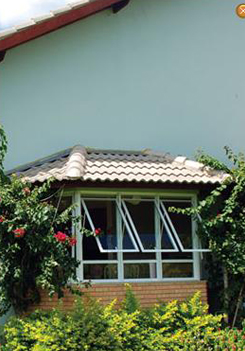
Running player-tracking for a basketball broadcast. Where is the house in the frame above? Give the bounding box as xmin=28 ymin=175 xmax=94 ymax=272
xmin=7 ymin=144 xmax=226 ymax=309
xmin=0 ymin=0 xmax=239 ymax=308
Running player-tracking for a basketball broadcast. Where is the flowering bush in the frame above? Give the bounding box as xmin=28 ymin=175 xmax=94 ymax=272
xmin=53 ymin=231 xmax=77 ymax=246
xmin=13 ymin=227 xmax=26 ymax=238
xmin=54 ymin=231 xmax=68 ymax=242
xmin=0 ymin=125 xmax=95 ymax=315
xmin=0 ymin=174 xmax=81 ymax=315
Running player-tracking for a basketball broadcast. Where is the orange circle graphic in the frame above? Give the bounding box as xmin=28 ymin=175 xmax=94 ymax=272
xmin=236 ymin=4 xmax=245 ymax=18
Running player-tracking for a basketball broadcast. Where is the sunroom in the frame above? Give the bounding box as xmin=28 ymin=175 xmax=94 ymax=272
xmin=11 ymin=145 xmax=226 ymax=307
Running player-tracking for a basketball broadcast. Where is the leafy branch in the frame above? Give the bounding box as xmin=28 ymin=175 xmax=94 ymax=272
xmin=170 ymin=147 xmax=245 ymax=325
xmin=0 ymin=125 xmax=95 ymax=314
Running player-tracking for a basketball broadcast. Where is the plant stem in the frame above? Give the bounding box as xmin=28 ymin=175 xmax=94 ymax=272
xmin=232 ymin=279 xmax=245 ymax=328
xmin=223 ymin=267 xmax=229 ymax=323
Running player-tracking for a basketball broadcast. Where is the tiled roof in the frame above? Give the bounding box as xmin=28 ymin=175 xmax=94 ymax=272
xmin=0 ymin=0 xmax=124 ymax=51
xmin=8 ymin=145 xmax=228 ymax=185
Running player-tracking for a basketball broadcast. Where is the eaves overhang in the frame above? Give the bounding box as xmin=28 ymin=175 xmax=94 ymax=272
xmin=0 ymin=0 xmax=128 ymax=52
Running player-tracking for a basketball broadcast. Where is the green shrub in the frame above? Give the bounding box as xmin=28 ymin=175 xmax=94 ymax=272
xmin=3 ymin=299 xmax=119 ymax=351
xmin=3 ymin=291 xmax=245 ymax=351
xmin=121 ymin=283 xmax=140 ymax=313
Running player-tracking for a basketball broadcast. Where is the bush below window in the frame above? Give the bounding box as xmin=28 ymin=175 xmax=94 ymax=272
xmin=2 ymin=289 xmax=245 ymax=351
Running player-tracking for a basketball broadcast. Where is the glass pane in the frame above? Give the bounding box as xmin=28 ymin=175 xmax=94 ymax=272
xmin=84 ymin=264 xmax=117 ymax=280
xmin=162 ymin=263 xmax=193 ymax=278
xmin=160 ymin=224 xmax=175 ymax=250
xmin=122 ymin=221 xmax=135 ymax=250
xmin=125 ymin=200 xmax=156 ymax=250
xmin=85 ymin=200 xmax=117 ymax=250
xmin=124 ymin=263 xmax=157 ymax=279
xmin=82 ymin=200 xmax=117 ymax=260
xmin=82 ymin=235 xmax=117 ymax=260
xmin=163 ymin=201 xmax=193 ymax=249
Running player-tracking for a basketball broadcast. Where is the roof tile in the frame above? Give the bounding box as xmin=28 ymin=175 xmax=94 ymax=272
xmin=69 ymin=0 xmax=90 ymax=9
xmin=51 ymin=5 xmax=73 ymax=15
xmin=32 ymin=13 xmax=54 ymax=24
xmin=0 ymin=27 xmax=17 ymax=39
xmin=14 ymin=20 xmax=36 ymax=31
xmin=8 ymin=145 xmax=228 ymax=185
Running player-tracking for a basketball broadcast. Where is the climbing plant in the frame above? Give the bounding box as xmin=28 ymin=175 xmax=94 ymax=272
xmin=0 ymin=124 xmax=7 ymax=182
xmin=170 ymin=147 xmax=245 ymax=325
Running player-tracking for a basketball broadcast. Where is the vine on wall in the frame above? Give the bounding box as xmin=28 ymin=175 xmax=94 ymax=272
xmin=171 ymin=147 xmax=245 ymax=325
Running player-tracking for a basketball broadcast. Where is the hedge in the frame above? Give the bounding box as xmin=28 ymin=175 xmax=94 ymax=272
xmin=1 ymin=288 xmax=245 ymax=351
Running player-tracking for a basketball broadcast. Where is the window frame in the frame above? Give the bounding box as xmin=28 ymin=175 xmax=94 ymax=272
xmin=81 ymin=198 xmax=140 ymax=253
xmin=69 ymin=189 xmax=204 ymax=283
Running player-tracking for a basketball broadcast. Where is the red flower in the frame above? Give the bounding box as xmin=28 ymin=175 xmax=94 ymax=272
xmin=69 ymin=237 xmax=77 ymax=247
xmin=13 ymin=228 xmax=26 ymax=238
xmin=94 ymin=228 xmax=102 ymax=235
xmin=54 ymin=231 xmax=67 ymax=242
xmin=0 ymin=216 xmax=4 ymax=223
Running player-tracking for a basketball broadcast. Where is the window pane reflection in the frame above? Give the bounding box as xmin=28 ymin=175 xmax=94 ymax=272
xmin=84 ymin=264 xmax=118 ymax=280
xmin=162 ymin=263 xmax=193 ymax=278
xmin=124 ymin=263 xmax=156 ymax=279
xmin=125 ymin=200 xmax=156 ymax=250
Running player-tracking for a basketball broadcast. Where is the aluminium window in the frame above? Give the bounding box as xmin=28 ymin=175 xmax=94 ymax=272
xmin=71 ymin=191 xmax=207 ymax=282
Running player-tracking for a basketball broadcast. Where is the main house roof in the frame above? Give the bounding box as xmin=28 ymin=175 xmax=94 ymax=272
xmin=0 ymin=0 xmax=126 ymax=51
xmin=8 ymin=145 xmax=227 ymax=185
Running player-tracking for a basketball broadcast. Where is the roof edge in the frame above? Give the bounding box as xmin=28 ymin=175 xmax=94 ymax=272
xmin=6 ymin=145 xmax=228 ymax=186
xmin=6 ymin=147 xmax=72 ymax=175
xmin=0 ymin=0 xmax=123 ymax=51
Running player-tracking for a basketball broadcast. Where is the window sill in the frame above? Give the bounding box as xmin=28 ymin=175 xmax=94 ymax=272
xmin=78 ymin=277 xmax=201 ymax=284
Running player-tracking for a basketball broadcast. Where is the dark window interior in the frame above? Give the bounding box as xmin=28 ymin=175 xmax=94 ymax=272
xmin=82 ymin=200 xmax=117 ymax=260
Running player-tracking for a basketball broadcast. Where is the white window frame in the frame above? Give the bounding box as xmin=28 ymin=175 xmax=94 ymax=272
xmin=121 ymin=198 xmax=179 ymax=252
xmin=81 ymin=198 xmax=139 ymax=253
xmin=159 ymin=199 xmax=210 ymax=253
xmin=71 ymin=189 xmax=204 ymax=283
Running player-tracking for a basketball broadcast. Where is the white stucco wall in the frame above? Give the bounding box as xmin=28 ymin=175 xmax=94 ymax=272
xmin=0 ymin=0 xmax=244 ymax=170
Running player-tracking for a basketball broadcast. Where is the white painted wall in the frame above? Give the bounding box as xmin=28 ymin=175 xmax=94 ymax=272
xmin=0 ymin=0 xmax=244 ymax=170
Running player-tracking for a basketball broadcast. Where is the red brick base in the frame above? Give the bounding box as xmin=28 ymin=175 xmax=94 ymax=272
xmin=30 ymin=281 xmax=207 ymax=311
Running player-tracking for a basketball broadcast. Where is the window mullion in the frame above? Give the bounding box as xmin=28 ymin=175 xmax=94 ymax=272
xmin=191 ymin=196 xmax=201 ymax=280
xmin=155 ymin=197 xmax=162 ymax=280
xmin=117 ymin=196 xmax=123 ymax=281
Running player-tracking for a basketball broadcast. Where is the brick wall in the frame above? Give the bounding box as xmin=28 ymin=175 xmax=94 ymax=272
xmin=30 ymin=281 xmax=207 ymax=312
